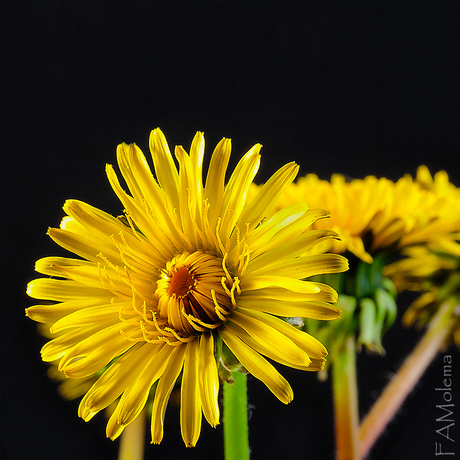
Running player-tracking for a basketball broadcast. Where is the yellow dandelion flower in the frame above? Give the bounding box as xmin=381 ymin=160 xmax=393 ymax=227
xmin=265 ymin=173 xmax=392 ymax=263
xmin=260 ymin=167 xmax=460 ymax=264
xmin=26 ymin=129 xmax=348 ymax=447
xmin=382 ymin=167 xmax=460 ymax=348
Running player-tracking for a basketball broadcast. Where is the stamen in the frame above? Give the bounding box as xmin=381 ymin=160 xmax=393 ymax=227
xmin=212 ymin=289 xmax=230 ymax=322
xmin=164 ymin=326 xmax=195 ymax=343
xmin=215 ymin=218 xmax=227 ymax=255
xmin=96 ymin=259 xmax=131 ymax=301
xmin=221 ymin=254 xmax=233 ymax=284
xmin=181 ymin=306 xmax=220 ymax=330
xmin=140 ymin=321 xmax=162 ymax=344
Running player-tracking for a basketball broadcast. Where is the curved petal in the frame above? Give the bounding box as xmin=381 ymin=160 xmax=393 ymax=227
xmin=237 ymin=307 xmax=327 ymax=359
xmin=189 ymin=131 xmax=205 ymax=193
xmin=59 ymin=323 xmax=136 ymax=378
xmin=78 ymin=342 xmax=150 ymax=421
xmin=50 ymin=304 xmax=123 ymax=333
xmin=220 ymin=328 xmax=293 ymax=404
xmin=34 ymin=257 xmax=131 ymax=295
xmin=248 ymin=254 xmax=348 ymax=278
xmin=242 ymin=276 xmax=322 ymax=293
xmin=229 ymin=310 xmax=311 ymax=367
xmin=219 ymin=145 xmax=261 ymax=236
xmin=39 ymin=318 xmax=117 ymax=362
xmin=238 ymin=298 xmax=340 ymax=320
xmin=48 ymin=226 xmax=122 ymax=265
xmin=247 ymin=229 xmax=339 ymax=273
xmin=111 ymin=343 xmax=171 ymax=429
xmin=225 ymin=321 xmax=310 ymax=371
xmin=248 ymin=207 xmax=331 ymax=257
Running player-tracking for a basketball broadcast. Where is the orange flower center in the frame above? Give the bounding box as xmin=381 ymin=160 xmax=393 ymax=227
xmin=168 ymin=267 xmax=195 ymax=298
xmin=153 ymin=251 xmax=239 ymax=340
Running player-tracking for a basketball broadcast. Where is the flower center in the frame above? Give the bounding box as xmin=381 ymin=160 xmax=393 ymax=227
xmin=152 ymin=250 xmax=239 ymax=342
xmin=168 ymin=267 xmax=195 ymax=298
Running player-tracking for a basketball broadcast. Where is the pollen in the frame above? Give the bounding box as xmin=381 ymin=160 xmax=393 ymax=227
xmin=169 ymin=267 xmax=195 ymax=298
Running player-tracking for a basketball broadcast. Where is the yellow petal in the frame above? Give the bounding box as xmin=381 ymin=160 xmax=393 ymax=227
xmin=189 ymin=131 xmax=205 ymax=193
xmin=198 ymin=333 xmax=220 ymax=427
xmin=237 ymin=307 xmax=327 ymax=359
xmin=106 ymin=163 xmax=178 ymax=257
xmin=149 ymin=128 xmax=180 ymax=212
xmin=34 ymin=257 xmax=131 ymax=295
xmin=242 ymin=276 xmax=321 ymax=293
xmin=220 ymin=328 xmax=293 ymax=404
xmin=48 ymin=226 xmax=121 ymax=265
xmin=151 ymin=344 xmax=187 ymax=444
xmin=219 ymin=144 xmax=261 ymax=235
xmin=40 ymin=319 xmax=117 ymax=362
xmin=175 ymin=145 xmax=200 ymax=243
xmin=229 ymin=310 xmax=311 ymax=367
xmin=26 ymin=297 xmax=114 ymax=323
xmin=79 ymin=343 xmax=149 ymax=421
xmin=50 ymin=304 xmax=121 ymax=333
xmin=60 ymin=325 xmax=135 ymax=379
xmin=239 ymin=280 xmax=338 ymax=303
xmin=27 ymin=278 xmax=111 ymax=302
xmin=248 ymin=207 xmax=331 ymax=259
xmin=115 ymin=343 xmax=171 ymax=427
xmin=180 ymin=340 xmax=202 ymax=447
xmin=247 ymin=254 xmax=348 ymax=278
xmin=247 ymin=229 xmax=339 ymax=273
xmin=204 ymin=138 xmax=231 ymax=228
xmin=238 ymin=298 xmax=340 ymax=320
xmin=238 ymin=161 xmax=299 ymax=232
xmin=121 ymin=141 xmax=183 ymax=242
xmin=225 ymin=321 xmax=310 ymax=371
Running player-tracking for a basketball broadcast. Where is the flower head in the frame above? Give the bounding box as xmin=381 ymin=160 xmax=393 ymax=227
xmin=26 ymin=129 xmax=347 ymax=446
xmin=258 ymin=167 xmax=460 ymax=265
xmin=253 ymin=166 xmax=460 ymax=361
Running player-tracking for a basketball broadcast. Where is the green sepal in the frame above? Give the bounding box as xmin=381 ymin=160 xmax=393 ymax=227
xmin=358 ymin=297 xmax=378 ymax=351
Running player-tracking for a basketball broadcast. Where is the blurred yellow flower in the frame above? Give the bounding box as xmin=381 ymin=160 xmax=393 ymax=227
xmin=26 ymin=129 xmax=347 ymax=447
xmin=254 ymin=166 xmax=460 ymax=264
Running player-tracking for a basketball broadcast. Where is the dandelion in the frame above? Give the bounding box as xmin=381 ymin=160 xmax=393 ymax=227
xmin=26 ymin=129 xmax=347 ymax=447
xmin=257 ymin=167 xmax=460 ymax=264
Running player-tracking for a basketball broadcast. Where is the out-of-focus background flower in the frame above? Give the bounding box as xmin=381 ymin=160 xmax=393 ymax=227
xmin=3 ymin=2 xmax=460 ymax=459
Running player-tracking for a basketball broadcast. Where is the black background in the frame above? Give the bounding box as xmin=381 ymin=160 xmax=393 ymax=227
xmin=3 ymin=1 xmax=460 ymax=459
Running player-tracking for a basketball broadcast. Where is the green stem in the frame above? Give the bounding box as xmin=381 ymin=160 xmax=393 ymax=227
xmin=223 ymin=372 xmax=250 ymax=460
xmin=359 ymin=301 xmax=458 ymax=459
xmin=118 ymin=410 xmax=145 ymax=460
xmin=332 ymin=335 xmax=360 ymax=460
